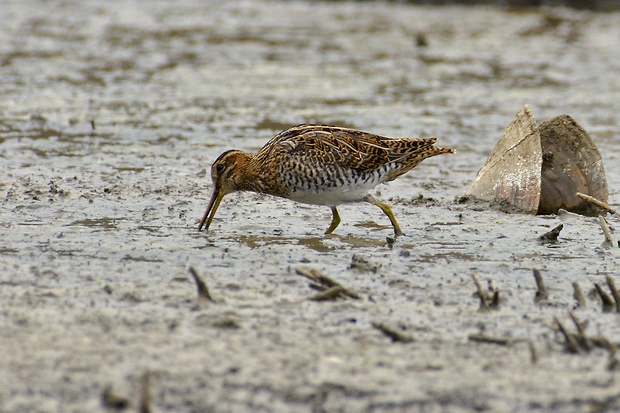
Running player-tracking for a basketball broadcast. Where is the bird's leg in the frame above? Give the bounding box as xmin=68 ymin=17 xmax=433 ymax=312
xmin=367 ymin=196 xmax=404 ymax=236
xmin=325 ymin=206 xmax=341 ymax=234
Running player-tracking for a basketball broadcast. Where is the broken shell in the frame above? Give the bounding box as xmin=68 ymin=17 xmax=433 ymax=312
xmin=466 ymin=105 xmax=608 ymax=215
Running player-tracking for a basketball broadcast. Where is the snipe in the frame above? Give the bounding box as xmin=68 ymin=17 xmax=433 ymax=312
xmin=199 ymin=124 xmax=455 ymax=235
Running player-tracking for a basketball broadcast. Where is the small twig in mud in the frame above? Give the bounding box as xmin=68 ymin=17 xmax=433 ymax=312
xmin=471 ymin=274 xmax=500 ymax=311
xmin=101 ymin=386 xmax=130 ymax=410
xmin=606 ymin=275 xmax=620 ymax=313
xmin=569 ymin=310 xmax=593 ymax=351
xmin=296 ymin=267 xmax=360 ymax=300
xmin=576 ymin=192 xmax=620 ymax=217
xmin=594 ymin=283 xmax=616 ymax=313
xmin=597 ymin=215 xmax=614 ymax=248
xmin=310 ymin=286 xmax=349 ymax=301
xmin=606 ymin=343 xmax=620 ymax=371
xmin=490 ymin=291 xmax=501 ymax=309
xmin=553 ymin=313 xmax=620 ymax=372
xmin=552 ymin=312 xmax=618 ymax=356
xmin=372 ymin=321 xmax=413 ymax=343
xmin=533 ymin=269 xmax=549 ymax=304
xmin=468 ymin=334 xmax=537 ymax=364
xmin=608 ymin=355 xmax=620 ymax=371
xmin=526 ymin=340 xmax=538 ymax=365
xmin=590 ymin=336 xmax=616 ymax=352
xmin=296 ymin=267 xmax=339 ymax=288
xmin=189 ymin=267 xmax=216 ymax=304
xmin=139 ymin=371 xmax=152 ymax=413
xmin=468 ymin=334 xmax=511 ymax=346
xmin=572 ymin=281 xmax=586 ymax=307
xmin=538 ymin=224 xmax=563 ymax=242
xmin=554 ymin=317 xmax=581 ymax=353
xmin=471 ymin=274 xmax=489 ymax=311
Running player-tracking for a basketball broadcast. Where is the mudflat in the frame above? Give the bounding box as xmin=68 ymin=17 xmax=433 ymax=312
xmin=1 ymin=1 xmax=619 ymax=411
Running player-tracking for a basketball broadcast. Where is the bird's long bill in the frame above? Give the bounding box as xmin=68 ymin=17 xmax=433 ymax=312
xmin=198 ymin=188 xmax=224 ymax=231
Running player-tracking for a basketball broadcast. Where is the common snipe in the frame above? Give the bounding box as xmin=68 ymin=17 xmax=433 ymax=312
xmin=199 ymin=124 xmax=455 ymax=236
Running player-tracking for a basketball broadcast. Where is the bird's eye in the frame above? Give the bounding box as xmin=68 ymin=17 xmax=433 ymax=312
xmin=216 ymin=164 xmax=225 ymax=173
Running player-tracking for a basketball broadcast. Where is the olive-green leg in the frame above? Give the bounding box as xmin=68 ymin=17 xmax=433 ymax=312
xmin=325 ymin=206 xmax=341 ymax=234
xmin=371 ymin=198 xmax=404 ymax=236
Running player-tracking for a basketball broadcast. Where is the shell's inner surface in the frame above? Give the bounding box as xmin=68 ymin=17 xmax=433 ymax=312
xmin=537 ymin=115 xmax=608 ymax=215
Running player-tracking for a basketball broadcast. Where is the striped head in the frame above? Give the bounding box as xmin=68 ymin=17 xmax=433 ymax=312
xmin=198 ymin=150 xmax=252 ymax=232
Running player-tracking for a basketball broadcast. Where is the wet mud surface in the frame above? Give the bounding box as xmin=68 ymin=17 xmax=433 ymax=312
xmin=1 ymin=1 xmax=620 ymax=412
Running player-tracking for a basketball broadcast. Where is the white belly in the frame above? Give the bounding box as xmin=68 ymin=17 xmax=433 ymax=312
xmin=287 ymin=179 xmax=382 ymax=206
xmin=279 ymin=163 xmax=390 ymax=206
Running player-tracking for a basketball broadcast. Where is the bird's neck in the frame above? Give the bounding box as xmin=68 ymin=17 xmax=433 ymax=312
xmin=234 ymin=153 xmax=273 ymax=194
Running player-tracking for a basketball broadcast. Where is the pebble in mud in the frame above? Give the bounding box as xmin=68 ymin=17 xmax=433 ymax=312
xmin=349 ymin=254 xmax=380 ymax=273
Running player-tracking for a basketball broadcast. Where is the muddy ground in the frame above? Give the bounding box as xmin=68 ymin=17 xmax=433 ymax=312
xmin=1 ymin=1 xmax=620 ymax=412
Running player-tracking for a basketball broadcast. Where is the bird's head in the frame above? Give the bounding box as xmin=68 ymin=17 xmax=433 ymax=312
xmin=198 ymin=150 xmax=250 ymax=232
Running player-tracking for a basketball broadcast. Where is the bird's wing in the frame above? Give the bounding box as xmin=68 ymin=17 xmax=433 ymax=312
xmin=259 ymin=124 xmax=435 ymax=174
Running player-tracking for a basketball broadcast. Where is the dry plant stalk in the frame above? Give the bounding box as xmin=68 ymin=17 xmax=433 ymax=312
xmin=139 ymin=371 xmax=152 ymax=413
xmin=468 ymin=334 xmax=511 ymax=345
xmin=310 ymin=286 xmax=348 ymax=301
xmin=569 ymin=310 xmax=593 ymax=351
xmin=468 ymin=335 xmax=537 ymax=364
xmin=576 ymin=192 xmax=619 ymax=217
xmin=595 ymin=283 xmax=616 ymax=313
xmin=552 ymin=312 xmax=616 ymax=357
xmin=296 ymin=266 xmax=340 ymax=288
xmin=372 ymin=321 xmax=413 ymax=343
xmin=598 ymin=216 xmax=614 ymax=246
xmin=471 ymin=274 xmax=500 ymax=311
xmin=527 ymin=340 xmax=538 ymax=365
xmin=554 ymin=317 xmax=581 ymax=353
xmin=297 ymin=267 xmax=360 ymax=300
xmin=533 ymin=269 xmax=548 ymax=303
xmin=606 ymin=275 xmax=620 ymax=313
xmin=471 ymin=273 xmax=489 ymax=311
xmin=189 ymin=266 xmax=216 ymax=304
xmin=572 ymin=281 xmax=586 ymax=307
xmin=101 ymin=386 xmax=130 ymax=410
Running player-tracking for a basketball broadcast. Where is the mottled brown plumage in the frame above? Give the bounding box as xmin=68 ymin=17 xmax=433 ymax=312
xmin=199 ymin=124 xmax=455 ymax=235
